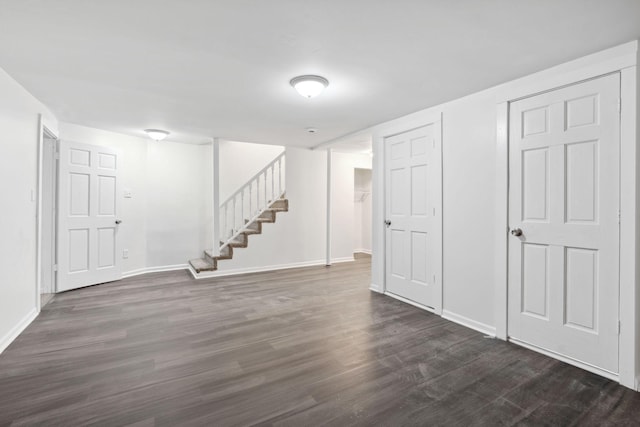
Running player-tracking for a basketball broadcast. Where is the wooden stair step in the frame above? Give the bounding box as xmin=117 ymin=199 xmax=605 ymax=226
xmin=243 ymin=229 xmax=261 ymax=235
xmin=205 ymin=248 xmax=232 ymax=261
xmin=257 ymin=211 xmax=276 ymax=222
xmin=189 ymin=258 xmax=216 ymax=273
xmin=227 ymin=238 xmax=248 ymax=248
xmin=255 ymin=216 xmax=274 ymax=222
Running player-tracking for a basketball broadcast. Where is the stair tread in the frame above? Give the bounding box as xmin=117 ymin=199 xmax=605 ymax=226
xmin=204 ymin=249 xmax=232 ymax=260
xmin=228 ymin=242 xmax=247 ymax=248
xmin=255 ymin=217 xmax=275 ymax=223
xmin=189 ymin=258 xmax=216 ymax=273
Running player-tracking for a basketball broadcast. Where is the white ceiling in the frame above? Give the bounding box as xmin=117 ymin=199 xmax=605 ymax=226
xmin=1 ymin=1 xmax=639 ymax=148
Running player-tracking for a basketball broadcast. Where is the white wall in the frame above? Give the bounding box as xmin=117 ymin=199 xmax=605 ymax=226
xmin=146 ymin=142 xmax=209 ymax=267
xmin=0 ymin=67 xmax=57 ymax=352
xmin=59 ymin=123 xmax=210 ymax=272
xmin=441 ymin=90 xmax=498 ymax=328
xmin=219 ymin=140 xmax=284 ymax=202
xmin=330 ymin=151 xmax=355 ymax=261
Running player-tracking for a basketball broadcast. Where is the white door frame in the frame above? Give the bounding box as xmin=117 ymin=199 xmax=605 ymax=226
xmin=495 ymin=61 xmax=638 ymax=389
xmin=36 ymin=115 xmax=59 ymax=312
xmin=373 ymin=111 xmax=443 ymax=315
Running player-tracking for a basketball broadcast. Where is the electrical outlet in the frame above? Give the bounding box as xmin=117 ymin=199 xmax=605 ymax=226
xmin=123 ymin=249 xmax=129 ymax=259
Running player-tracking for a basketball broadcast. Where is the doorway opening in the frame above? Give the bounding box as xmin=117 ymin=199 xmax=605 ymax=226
xmin=354 ymin=167 xmax=372 ymax=258
xmin=40 ymin=127 xmax=58 ymax=307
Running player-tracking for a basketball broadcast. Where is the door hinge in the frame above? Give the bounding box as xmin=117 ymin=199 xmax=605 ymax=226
xmin=618 ymin=320 xmax=621 ymax=335
xmin=53 ymin=264 xmax=58 ymax=272
xmin=54 ymin=151 xmax=60 ymax=160
xmin=618 ymin=209 xmax=621 ymax=225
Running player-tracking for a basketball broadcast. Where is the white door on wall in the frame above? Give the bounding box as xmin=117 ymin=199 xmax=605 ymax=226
xmin=508 ymin=74 xmax=620 ymax=374
xmin=57 ymin=141 xmax=123 ymax=292
xmin=384 ymin=121 xmax=442 ymax=310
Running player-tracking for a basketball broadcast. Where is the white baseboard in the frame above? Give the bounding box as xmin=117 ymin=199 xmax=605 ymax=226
xmin=331 ymin=256 xmax=355 ymax=264
xmin=190 ymin=259 xmax=338 ymax=279
xmin=122 ymin=264 xmax=189 ymax=279
xmin=0 ymin=308 xmax=38 ymax=354
xmin=369 ymin=283 xmax=383 ymax=293
xmin=354 ymin=249 xmax=372 ymax=255
xmin=442 ymin=309 xmax=497 ymax=337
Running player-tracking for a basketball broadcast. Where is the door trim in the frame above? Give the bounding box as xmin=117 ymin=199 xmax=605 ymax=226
xmin=377 ymin=112 xmax=443 ymax=315
xmin=496 ymin=68 xmax=638 ymax=389
xmin=36 ymin=115 xmax=59 ymax=313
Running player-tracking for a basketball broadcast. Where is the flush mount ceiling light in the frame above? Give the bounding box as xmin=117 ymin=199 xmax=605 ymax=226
xmin=290 ymin=75 xmax=329 ymax=98
xmin=144 ymin=129 xmax=170 ymax=141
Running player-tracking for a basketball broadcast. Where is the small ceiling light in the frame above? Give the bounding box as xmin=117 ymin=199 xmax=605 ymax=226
xmin=144 ymin=129 xmax=170 ymax=141
xmin=290 ymin=75 xmax=329 ymax=98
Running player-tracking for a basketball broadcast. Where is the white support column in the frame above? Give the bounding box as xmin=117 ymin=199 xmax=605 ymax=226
xmin=326 ymin=149 xmax=332 ymax=266
xmin=212 ymin=138 xmax=220 ymax=256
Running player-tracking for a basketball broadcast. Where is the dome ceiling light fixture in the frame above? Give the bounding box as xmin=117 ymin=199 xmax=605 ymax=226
xmin=144 ymin=129 xmax=170 ymax=141
xmin=290 ymin=75 xmax=329 ymax=98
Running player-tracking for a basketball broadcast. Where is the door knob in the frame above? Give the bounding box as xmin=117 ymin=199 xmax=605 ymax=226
xmin=510 ymin=228 xmax=523 ymax=237
xmin=115 ymin=219 xmax=122 ymax=225
xmin=384 ymin=220 xmax=391 ymax=227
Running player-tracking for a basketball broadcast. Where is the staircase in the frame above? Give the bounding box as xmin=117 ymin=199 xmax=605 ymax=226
xmin=189 ymin=197 xmax=288 ymax=273
xmin=189 ymin=151 xmax=287 ymax=274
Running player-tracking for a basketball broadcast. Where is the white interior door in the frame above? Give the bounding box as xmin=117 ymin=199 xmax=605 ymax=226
xmin=57 ymin=141 xmax=123 ymax=292
xmin=508 ymin=74 xmax=620 ymax=374
xmin=385 ymin=122 xmax=442 ymax=310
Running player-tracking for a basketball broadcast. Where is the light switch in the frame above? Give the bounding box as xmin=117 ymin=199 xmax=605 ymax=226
xmin=123 ymin=249 xmax=129 ymax=259
xmin=124 ymin=189 xmax=132 ymax=198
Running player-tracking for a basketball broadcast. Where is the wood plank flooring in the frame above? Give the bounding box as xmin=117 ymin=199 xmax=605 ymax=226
xmin=1 ymin=256 xmax=640 ymax=426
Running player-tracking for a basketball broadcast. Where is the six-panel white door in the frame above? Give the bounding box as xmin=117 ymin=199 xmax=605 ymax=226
xmin=57 ymin=141 xmax=122 ymax=292
xmin=385 ymin=122 xmax=442 ymax=310
xmin=508 ymin=74 xmax=620 ymax=374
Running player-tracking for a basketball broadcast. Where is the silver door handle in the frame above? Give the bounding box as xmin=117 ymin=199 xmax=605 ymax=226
xmin=385 ymin=220 xmax=391 ymax=227
xmin=510 ymin=228 xmax=523 ymax=237
xmin=115 ymin=219 xmax=122 ymax=225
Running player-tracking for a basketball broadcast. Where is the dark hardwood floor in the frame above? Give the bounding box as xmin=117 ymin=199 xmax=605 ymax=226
xmin=1 ymin=256 xmax=640 ymax=426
